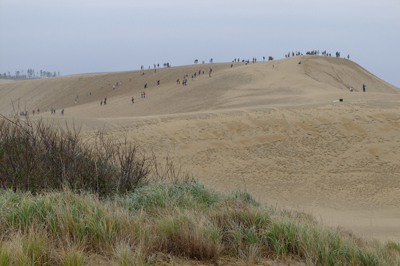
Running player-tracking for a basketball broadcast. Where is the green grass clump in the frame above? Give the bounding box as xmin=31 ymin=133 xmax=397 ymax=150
xmin=117 ymin=179 xmax=222 ymax=211
xmin=0 ymin=180 xmax=399 ymax=265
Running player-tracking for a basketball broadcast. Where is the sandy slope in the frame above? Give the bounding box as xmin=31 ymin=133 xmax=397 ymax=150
xmin=0 ymin=79 xmax=18 ymax=84
xmin=1 ymin=56 xmax=398 ymax=117
xmin=1 ymin=55 xmax=400 ymax=242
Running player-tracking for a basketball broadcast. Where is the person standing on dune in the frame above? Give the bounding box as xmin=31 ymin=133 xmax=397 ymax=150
xmin=363 ymin=84 xmax=366 ymax=92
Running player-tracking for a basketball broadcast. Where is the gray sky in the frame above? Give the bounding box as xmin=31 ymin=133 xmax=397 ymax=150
xmin=1 ymin=0 xmax=399 ymax=87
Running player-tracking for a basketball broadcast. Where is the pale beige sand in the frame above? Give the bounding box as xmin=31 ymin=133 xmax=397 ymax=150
xmin=1 ymin=56 xmax=400 ymax=242
xmin=0 ymin=79 xmax=18 ymax=84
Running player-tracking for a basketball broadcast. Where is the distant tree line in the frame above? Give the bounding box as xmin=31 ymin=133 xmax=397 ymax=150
xmin=0 ymin=69 xmax=61 ymax=80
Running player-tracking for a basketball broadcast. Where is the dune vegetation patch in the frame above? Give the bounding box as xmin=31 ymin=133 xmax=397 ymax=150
xmin=0 ymin=117 xmax=149 ymax=197
xmin=0 ymin=181 xmax=399 ymax=265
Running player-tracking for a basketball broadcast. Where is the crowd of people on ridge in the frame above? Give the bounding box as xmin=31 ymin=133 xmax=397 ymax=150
xmin=21 ymin=52 xmax=363 ymax=117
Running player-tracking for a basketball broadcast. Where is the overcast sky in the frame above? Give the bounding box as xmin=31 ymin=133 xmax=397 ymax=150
xmin=1 ymin=0 xmax=399 ymax=87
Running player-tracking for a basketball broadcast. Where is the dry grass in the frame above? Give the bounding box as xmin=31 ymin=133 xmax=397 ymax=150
xmin=0 ymin=180 xmax=399 ymax=265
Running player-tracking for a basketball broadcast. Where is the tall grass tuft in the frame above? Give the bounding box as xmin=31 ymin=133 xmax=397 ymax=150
xmin=117 ymin=179 xmax=222 ymax=212
xmin=0 ymin=247 xmax=10 ymax=266
xmin=59 ymin=245 xmax=88 ymax=266
xmin=157 ymin=211 xmax=223 ymax=260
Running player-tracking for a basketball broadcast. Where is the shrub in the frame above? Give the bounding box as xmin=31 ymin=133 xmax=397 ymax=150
xmin=0 ymin=117 xmax=149 ymax=196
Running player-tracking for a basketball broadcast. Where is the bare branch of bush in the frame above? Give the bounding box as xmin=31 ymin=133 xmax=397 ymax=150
xmin=0 ymin=115 xmax=152 ymax=197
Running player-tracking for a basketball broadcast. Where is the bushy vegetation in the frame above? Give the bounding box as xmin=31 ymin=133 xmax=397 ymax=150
xmin=0 ymin=117 xmax=148 ymax=196
xmin=0 ymin=116 xmax=399 ymax=265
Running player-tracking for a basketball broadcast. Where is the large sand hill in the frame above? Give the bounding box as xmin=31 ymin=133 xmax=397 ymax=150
xmin=1 ymin=55 xmax=400 ymax=242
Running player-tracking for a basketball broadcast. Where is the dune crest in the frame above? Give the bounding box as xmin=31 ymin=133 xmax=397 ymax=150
xmin=0 ymin=56 xmax=398 ymax=117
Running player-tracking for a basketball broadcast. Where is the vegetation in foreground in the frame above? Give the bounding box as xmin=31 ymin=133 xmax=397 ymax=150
xmin=0 ymin=181 xmax=400 ymax=265
xmin=0 ymin=117 xmax=149 ymax=197
xmin=0 ymin=117 xmax=400 ymax=265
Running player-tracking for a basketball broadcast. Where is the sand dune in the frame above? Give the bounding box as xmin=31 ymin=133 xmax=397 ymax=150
xmin=0 ymin=79 xmax=18 ymax=84
xmin=0 ymin=56 xmax=398 ymax=117
xmin=1 ymin=55 xmax=400 ymax=242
